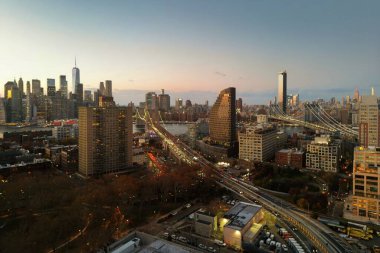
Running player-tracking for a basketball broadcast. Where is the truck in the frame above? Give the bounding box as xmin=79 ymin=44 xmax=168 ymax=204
xmin=347 ymin=227 xmax=373 ymax=240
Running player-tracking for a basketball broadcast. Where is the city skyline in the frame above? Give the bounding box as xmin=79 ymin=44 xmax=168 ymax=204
xmin=1 ymin=0 xmax=379 ymax=103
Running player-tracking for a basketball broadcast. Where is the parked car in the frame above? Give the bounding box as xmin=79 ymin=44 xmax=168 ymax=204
xmin=198 ymin=244 xmax=207 ymax=250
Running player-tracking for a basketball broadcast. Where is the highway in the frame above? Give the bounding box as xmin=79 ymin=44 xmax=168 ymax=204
xmin=142 ymin=111 xmax=354 ymax=253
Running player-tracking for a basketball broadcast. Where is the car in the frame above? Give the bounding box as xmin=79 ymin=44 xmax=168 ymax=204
xmin=170 ymin=234 xmax=177 ymax=240
xmin=214 ymin=239 xmax=226 ymax=247
xmin=292 ymin=227 xmax=298 ymax=231
xmin=170 ymin=211 xmax=178 ymax=216
xmin=239 ymin=191 xmax=243 ymax=195
xmin=198 ymin=243 xmax=207 ymax=249
xmin=185 ymin=203 xmax=191 ymax=208
xmin=163 ymin=232 xmax=169 ymax=238
xmin=179 ymin=236 xmax=187 ymax=243
xmin=282 ymin=244 xmax=288 ymax=252
xmin=208 ymin=246 xmax=216 ymax=252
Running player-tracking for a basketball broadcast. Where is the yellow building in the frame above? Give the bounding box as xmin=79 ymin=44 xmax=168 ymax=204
xmin=352 ymin=146 xmax=380 ymax=221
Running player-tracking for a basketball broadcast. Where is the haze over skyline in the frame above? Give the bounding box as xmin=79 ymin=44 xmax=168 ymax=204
xmin=1 ymin=0 xmax=379 ymax=104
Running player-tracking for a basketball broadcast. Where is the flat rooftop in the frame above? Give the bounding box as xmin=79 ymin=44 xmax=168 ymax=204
xmin=139 ymin=239 xmax=193 ymax=253
xmin=224 ymin=202 xmax=261 ymax=230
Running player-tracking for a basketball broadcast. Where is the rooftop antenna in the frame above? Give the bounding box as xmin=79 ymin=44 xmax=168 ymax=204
xmin=75 ymin=57 xmax=77 ymax=67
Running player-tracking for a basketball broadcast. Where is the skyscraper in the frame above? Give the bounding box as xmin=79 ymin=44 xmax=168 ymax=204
xmin=354 ymin=88 xmax=360 ymax=101
xmin=278 ymin=71 xmax=287 ymax=113
xmin=145 ymin=92 xmax=158 ymax=110
xmin=32 ymin=79 xmax=41 ymax=95
xmin=78 ymin=98 xmax=133 ymax=176
xmin=59 ymin=75 xmax=68 ymax=98
xmin=47 ymin=78 xmax=56 ymax=97
xmin=84 ymin=90 xmax=92 ymax=102
xmin=0 ymin=98 xmax=6 ymax=124
xmin=105 ymin=80 xmax=112 ymax=97
xmin=158 ymin=89 xmax=170 ymax=111
xmin=4 ymin=81 xmax=22 ymax=122
xmin=72 ymin=59 xmax=80 ymax=95
xmin=236 ymin=98 xmax=243 ymax=112
xmin=209 ymin=87 xmax=237 ymax=156
xmin=18 ymin=78 xmax=24 ymax=97
xmin=99 ymin=82 xmax=105 ymax=96
xmin=358 ymin=95 xmax=380 ymax=148
xmin=175 ymin=98 xmax=183 ymax=110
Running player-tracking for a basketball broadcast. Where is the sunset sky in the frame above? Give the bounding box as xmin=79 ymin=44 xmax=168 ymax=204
xmin=0 ymin=0 xmax=379 ymax=104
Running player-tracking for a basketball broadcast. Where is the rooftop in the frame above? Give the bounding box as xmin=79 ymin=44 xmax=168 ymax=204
xmin=224 ymin=202 xmax=261 ymax=230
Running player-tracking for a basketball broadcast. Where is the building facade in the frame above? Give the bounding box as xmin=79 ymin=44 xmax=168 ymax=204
xmin=306 ymin=135 xmax=340 ymax=172
xmin=209 ymin=87 xmax=237 ymax=156
xmin=352 ymin=147 xmax=380 ymax=222
xmin=79 ymin=103 xmax=133 ymax=176
xmin=72 ymin=61 xmax=80 ymax=95
xmin=239 ymin=124 xmax=286 ymax=162
xmin=358 ymin=95 xmax=380 ymax=148
xmin=278 ymin=71 xmax=287 ymax=113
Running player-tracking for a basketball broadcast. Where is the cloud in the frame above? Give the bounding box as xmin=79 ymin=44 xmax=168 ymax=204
xmin=214 ymin=71 xmax=227 ymax=77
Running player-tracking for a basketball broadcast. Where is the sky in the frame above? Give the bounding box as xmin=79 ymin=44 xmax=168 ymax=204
xmin=0 ymin=0 xmax=379 ymax=104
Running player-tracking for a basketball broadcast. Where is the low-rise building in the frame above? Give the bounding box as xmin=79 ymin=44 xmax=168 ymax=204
xmin=52 ymin=124 xmax=79 ymax=141
xmin=194 ymin=209 xmax=217 ymax=238
xmin=222 ymin=202 xmax=264 ymax=250
xmin=276 ymin=149 xmax=305 ymax=169
xmin=61 ymin=146 xmax=78 ymax=172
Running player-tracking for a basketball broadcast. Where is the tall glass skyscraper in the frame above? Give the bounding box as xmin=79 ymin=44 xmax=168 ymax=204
xmin=278 ymin=71 xmax=287 ymax=113
xmin=72 ymin=58 xmax=80 ymax=94
xmin=209 ymin=87 xmax=237 ymax=156
xmin=59 ymin=75 xmax=68 ymax=98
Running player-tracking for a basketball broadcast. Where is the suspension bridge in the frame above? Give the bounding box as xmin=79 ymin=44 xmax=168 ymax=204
xmin=269 ymin=104 xmax=358 ymax=139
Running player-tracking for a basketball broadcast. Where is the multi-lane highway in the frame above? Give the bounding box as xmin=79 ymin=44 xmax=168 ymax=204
xmin=143 ymin=111 xmax=354 ymax=253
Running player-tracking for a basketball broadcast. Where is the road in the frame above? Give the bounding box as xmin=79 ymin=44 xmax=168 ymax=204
xmin=142 ymin=112 xmax=355 ymax=253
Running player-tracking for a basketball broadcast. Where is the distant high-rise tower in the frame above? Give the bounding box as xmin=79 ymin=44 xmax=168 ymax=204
xmin=32 ymin=79 xmax=41 ymax=95
xmin=99 ymin=82 xmax=105 ymax=96
xmin=175 ymin=98 xmax=183 ymax=110
xmin=354 ymin=88 xmax=360 ymax=101
xmin=0 ymin=98 xmax=5 ymax=124
xmin=209 ymin=87 xmax=237 ymax=156
xmin=76 ymin=83 xmax=83 ymax=103
xmin=371 ymin=87 xmax=376 ymax=96
xmin=4 ymin=81 xmax=22 ymax=122
xmin=18 ymin=78 xmax=24 ymax=97
xmin=26 ymin=81 xmax=31 ymax=95
xmin=72 ymin=58 xmax=80 ymax=95
xmin=105 ymin=80 xmax=112 ymax=97
xmin=359 ymin=95 xmax=380 ymax=148
xmin=278 ymin=71 xmax=287 ymax=113
xmin=59 ymin=75 xmax=68 ymax=98
xmin=236 ymin=98 xmax=243 ymax=112
xmin=47 ymin=78 xmax=56 ymax=97
xmin=159 ymin=89 xmax=170 ymax=111
xmin=146 ymin=92 xmax=158 ymax=110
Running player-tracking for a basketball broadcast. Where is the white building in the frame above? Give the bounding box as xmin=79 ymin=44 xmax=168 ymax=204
xmin=306 ymin=135 xmax=340 ymax=172
xmin=52 ymin=124 xmax=79 ymax=141
xmin=239 ymin=124 xmax=287 ymax=162
xmin=222 ymin=202 xmax=264 ymax=250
